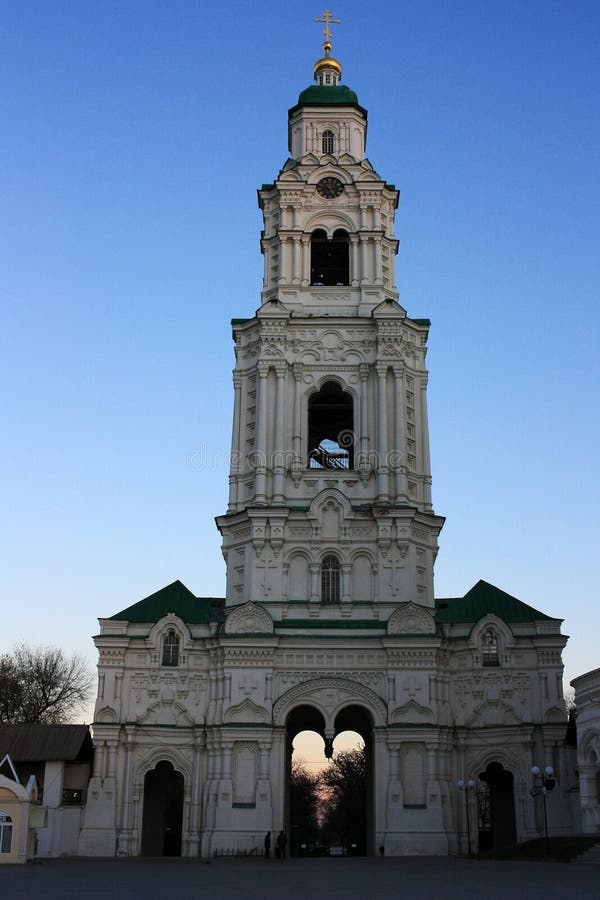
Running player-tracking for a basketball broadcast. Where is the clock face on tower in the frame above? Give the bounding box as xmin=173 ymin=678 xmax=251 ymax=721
xmin=316 ymin=176 xmax=344 ymax=199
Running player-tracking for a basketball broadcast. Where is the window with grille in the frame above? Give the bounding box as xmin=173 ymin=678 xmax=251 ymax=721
xmin=0 ymin=812 xmax=13 ymax=854
xmin=322 ymin=130 xmax=334 ymax=154
xmin=481 ymin=629 xmax=500 ymax=666
xmin=321 ymin=554 xmax=341 ymax=603
xmin=162 ymin=629 xmax=180 ymax=667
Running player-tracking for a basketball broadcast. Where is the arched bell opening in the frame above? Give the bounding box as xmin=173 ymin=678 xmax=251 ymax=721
xmin=140 ymin=760 xmax=184 ymax=857
xmin=477 ymin=761 xmax=516 ymax=851
xmin=310 ymin=228 xmax=350 ymax=286
xmin=308 ymin=380 xmax=354 ymax=469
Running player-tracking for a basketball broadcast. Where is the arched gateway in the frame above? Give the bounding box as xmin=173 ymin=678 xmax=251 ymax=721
xmin=286 ymin=702 xmax=373 ymax=856
xmin=277 ymin=682 xmax=382 ymax=856
xmin=80 ymin=24 xmax=575 ymax=860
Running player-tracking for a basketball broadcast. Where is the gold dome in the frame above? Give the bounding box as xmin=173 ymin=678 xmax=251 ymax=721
xmin=313 ymin=40 xmax=342 ymax=79
xmin=314 ymin=55 xmax=342 ymax=77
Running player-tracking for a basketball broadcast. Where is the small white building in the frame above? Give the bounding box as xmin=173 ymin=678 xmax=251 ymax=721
xmin=571 ymin=668 xmax=600 ymax=833
xmin=0 ymin=724 xmax=93 ymax=858
xmin=0 ymin=755 xmax=39 ymax=864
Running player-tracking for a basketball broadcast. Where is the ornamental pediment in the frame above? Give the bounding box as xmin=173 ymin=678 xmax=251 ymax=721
xmin=279 ymin=169 xmax=303 ymax=182
xmin=387 ymin=604 xmax=436 ymax=636
xmin=138 ymin=700 xmax=195 ymax=727
xmin=466 ymin=702 xmax=521 ymax=728
xmin=224 ymin=602 xmax=274 ymax=635
xmin=389 ymin=700 xmax=433 ymax=724
xmin=224 ymin=698 xmax=269 ymax=724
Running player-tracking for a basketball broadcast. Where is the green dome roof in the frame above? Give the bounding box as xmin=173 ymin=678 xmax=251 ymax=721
xmin=296 ymin=84 xmax=360 ymax=107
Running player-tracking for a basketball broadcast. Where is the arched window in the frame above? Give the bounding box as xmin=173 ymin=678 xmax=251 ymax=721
xmin=162 ymin=629 xmax=180 ymax=667
xmin=310 ymin=229 xmax=349 ymax=286
xmin=481 ymin=628 xmax=500 ymax=666
xmin=321 ymin=555 xmax=340 ymax=603
xmin=308 ymin=380 xmax=354 ymax=469
xmin=322 ymin=130 xmax=334 ymax=154
xmin=0 ymin=812 xmax=13 ymax=854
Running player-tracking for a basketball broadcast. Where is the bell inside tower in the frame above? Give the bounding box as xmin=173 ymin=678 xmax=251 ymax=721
xmin=308 ymin=381 xmax=354 ymax=469
xmin=310 ymin=229 xmax=350 ymax=285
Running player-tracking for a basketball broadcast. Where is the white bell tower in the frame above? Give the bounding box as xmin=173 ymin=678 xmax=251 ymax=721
xmin=216 ymin=26 xmax=444 ymax=618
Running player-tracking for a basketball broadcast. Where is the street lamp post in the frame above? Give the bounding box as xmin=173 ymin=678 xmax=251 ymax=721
xmin=530 ymin=765 xmax=556 ymax=852
xmin=457 ymin=779 xmax=476 ymax=855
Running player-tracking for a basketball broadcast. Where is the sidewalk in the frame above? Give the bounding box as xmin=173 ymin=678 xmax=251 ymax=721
xmin=2 ymin=856 xmax=599 ymax=900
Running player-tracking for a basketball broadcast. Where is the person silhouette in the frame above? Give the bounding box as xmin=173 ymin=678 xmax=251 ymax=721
xmin=276 ymin=829 xmax=287 ymax=859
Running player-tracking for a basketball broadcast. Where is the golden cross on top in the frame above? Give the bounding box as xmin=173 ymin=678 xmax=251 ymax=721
xmin=314 ymin=9 xmax=341 ymax=43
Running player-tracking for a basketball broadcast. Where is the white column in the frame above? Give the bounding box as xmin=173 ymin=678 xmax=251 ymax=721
xmin=92 ymin=740 xmax=105 ymax=778
xmin=291 ymin=363 xmax=303 ymax=479
xmin=292 ymin=236 xmax=301 ymax=284
xmin=117 ymin=727 xmax=135 ymax=853
xmin=376 ymin=363 xmax=390 ymax=503
xmin=107 ymin=740 xmax=118 ymax=778
xmin=359 ymin=200 xmax=367 ymax=229
xmin=390 ymin=238 xmax=398 ymax=291
xmin=278 ymin=236 xmax=288 ymax=283
xmin=301 ymin=236 xmax=310 ymax=286
xmin=374 ymin=236 xmax=383 ymax=285
xmin=228 ymin=371 xmax=242 ymax=511
xmin=350 ymin=235 xmax=360 ymax=287
xmin=341 ymin=563 xmax=351 ymax=604
xmin=359 ymin=363 xmax=370 ymax=477
xmin=255 ymin=362 xmax=269 ymax=505
xmin=309 ymin=563 xmax=320 ymax=603
xmin=360 ymin=236 xmax=369 ymax=285
xmin=393 ymin=366 xmax=408 ymax=502
xmin=263 ymin=246 xmax=269 ymax=289
xmin=419 ymin=374 xmax=433 ymax=510
xmin=222 ymin=744 xmax=232 ymax=780
xmin=273 ymin=362 xmax=286 ymax=504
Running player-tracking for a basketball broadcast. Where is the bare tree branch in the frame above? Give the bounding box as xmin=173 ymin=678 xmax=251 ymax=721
xmin=0 ymin=643 xmax=94 ymax=724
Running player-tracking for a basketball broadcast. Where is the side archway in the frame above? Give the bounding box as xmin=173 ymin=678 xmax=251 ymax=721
xmin=140 ymin=760 xmax=184 ymax=857
xmin=476 ymin=761 xmax=516 ymax=851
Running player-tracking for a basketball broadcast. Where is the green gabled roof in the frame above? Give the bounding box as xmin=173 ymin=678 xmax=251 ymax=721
xmin=109 ymin=580 xmax=225 ymax=625
xmin=292 ymin=84 xmax=364 ymax=113
xmin=435 ymin=580 xmax=555 ymax=625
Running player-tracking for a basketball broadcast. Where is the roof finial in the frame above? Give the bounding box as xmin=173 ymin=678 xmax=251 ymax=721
xmin=314 ymin=9 xmax=341 ymax=54
xmin=313 ymin=10 xmax=343 ymax=85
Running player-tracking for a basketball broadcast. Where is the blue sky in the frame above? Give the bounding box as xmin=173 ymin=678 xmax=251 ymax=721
xmin=2 ymin=1 xmax=599 ymax=696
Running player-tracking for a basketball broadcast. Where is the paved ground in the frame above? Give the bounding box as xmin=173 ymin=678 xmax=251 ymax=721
xmin=1 ymin=857 xmax=599 ymax=900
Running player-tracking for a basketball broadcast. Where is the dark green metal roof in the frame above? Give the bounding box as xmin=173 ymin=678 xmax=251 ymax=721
xmin=109 ymin=580 xmax=225 ymax=624
xmin=291 ymin=84 xmax=364 ymax=113
xmin=435 ymin=580 xmax=554 ymax=625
